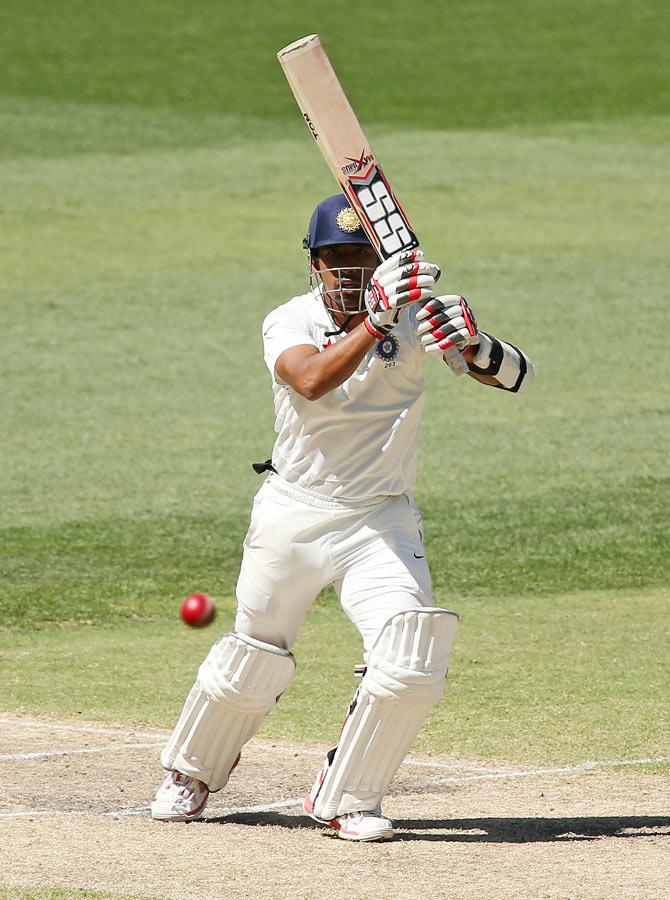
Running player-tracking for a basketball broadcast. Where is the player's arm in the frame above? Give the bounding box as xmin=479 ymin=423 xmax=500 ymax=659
xmin=417 ymin=295 xmax=534 ymax=393
xmin=277 ymin=249 xmax=441 ymax=401
xmin=275 ymin=323 xmax=375 ymax=401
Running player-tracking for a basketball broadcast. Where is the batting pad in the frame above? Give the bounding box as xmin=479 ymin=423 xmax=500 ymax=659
xmin=161 ymin=633 xmax=295 ymax=791
xmin=311 ymin=607 xmax=458 ymax=820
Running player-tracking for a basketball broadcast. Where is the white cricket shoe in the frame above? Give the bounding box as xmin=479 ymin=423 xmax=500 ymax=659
xmin=304 ymin=790 xmax=394 ymax=842
xmin=150 ymin=771 xmax=209 ymax=821
xmin=329 ymin=809 xmax=394 ymax=842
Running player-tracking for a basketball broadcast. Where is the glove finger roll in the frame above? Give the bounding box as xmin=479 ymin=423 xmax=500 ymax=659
xmin=374 ymin=248 xmax=424 ymax=277
xmin=420 ymin=329 xmax=468 ymax=349
xmin=375 ymin=263 xmax=440 ymax=290
xmin=417 ymin=318 xmax=455 ymax=337
xmin=429 ymin=323 xmax=460 ymax=340
xmin=422 ymin=335 xmax=459 ymax=352
xmin=416 ymin=297 xmax=450 ymax=320
xmin=381 ymin=275 xmax=437 ymax=296
xmin=393 ymin=286 xmax=435 ymax=306
xmin=416 ymin=298 xmax=441 ymax=314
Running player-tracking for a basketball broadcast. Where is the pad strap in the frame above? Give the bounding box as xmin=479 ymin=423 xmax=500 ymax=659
xmin=468 ymin=331 xmax=534 ymax=393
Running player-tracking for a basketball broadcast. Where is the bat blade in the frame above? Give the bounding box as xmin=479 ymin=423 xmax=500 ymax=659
xmin=277 ymin=34 xmax=468 ymax=375
xmin=277 ymin=34 xmax=418 ymax=260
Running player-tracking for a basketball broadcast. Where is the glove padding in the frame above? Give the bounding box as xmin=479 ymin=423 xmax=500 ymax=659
xmin=416 ymin=295 xmax=479 ymax=352
xmin=365 ymin=249 xmax=440 ymax=337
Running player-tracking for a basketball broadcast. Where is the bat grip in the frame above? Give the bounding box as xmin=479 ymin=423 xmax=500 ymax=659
xmin=442 ymin=346 xmax=469 ymax=377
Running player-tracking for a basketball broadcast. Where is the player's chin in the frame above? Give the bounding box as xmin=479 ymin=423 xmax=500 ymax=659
xmin=337 ymin=287 xmax=365 ymax=313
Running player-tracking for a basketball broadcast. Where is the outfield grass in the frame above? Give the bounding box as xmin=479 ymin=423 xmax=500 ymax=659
xmin=1 ymin=2 xmax=668 ymax=768
xmin=1 ymin=0 xmax=668 ymax=128
xmin=2 ymin=110 xmax=667 ymax=627
xmin=2 ymin=585 xmax=667 ymax=766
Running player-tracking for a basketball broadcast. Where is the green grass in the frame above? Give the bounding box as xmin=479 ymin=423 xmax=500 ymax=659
xmin=1 ymin=475 xmax=667 ymax=629
xmin=2 ymin=110 xmax=668 ymax=628
xmin=1 ymin=587 xmax=667 ymax=766
xmin=0 ymin=1 xmax=668 ymax=129
xmin=1 ymin=1 xmax=668 ymax=770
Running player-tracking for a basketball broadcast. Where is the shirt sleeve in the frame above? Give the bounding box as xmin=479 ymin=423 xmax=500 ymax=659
xmin=262 ymin=302 xmax=319 ymax=378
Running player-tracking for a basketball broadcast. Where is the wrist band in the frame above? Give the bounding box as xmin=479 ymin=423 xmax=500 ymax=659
xmin=364 ymin=316 xmax=390 ymax=340
xmin=467 ymin=332 xmax=534 ymax=393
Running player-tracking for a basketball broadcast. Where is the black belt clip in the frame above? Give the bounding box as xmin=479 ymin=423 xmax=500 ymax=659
xmin=251 ymin=458 xmax=277 ymax=475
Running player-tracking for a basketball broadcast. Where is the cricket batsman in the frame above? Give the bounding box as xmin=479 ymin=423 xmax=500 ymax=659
xmin=151 ymin=194 xmax=534 ymax=841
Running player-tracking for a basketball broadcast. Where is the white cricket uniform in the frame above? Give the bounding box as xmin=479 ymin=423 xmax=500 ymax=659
xmin=234 ymin=289 xmax=434 ymax=652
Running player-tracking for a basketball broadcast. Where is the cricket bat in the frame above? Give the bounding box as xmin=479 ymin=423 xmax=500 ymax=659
xmin=277 ymin=34 xmax=468 ymax=376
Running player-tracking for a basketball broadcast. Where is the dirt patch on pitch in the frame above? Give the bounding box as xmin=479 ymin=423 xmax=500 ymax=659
xmin=1 ymin=717 xmax=668 ymax=899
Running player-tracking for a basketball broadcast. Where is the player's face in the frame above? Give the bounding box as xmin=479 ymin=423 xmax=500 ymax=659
xmin=312 ymin=244 xmax=379 ymax=314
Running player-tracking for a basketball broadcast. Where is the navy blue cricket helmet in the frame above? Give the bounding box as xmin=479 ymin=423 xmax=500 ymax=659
xmin=303 ymin=194 xmax=372 ymax=251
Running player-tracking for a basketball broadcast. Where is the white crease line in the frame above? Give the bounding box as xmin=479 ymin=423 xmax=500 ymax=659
xmin=2 ymin=717 xmax=668 ymax=781
xmin=0 ymin=796 xmax=306 ymax=820
xmin=0 ymin=717 xmax=168 ymax=742
xmin=0 ymin=743 xmax=162 ymax=762
xmin=1 ymin=757 xmax=667 ymax=822
xmin=413 ymin=757 xmax=670 ymax=788
xmin=405 ymin=758 xmax=507 ymax=774
xmin=0 ymin=717 xmax=505 ymax=774
xmin=0 ymin=808 xmax=147 ymax=820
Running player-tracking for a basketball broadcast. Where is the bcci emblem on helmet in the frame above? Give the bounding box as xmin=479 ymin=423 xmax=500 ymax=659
xmin=375 ymin=335 xmax=399 ymax=362
xmin=335 ymin=206 xmax=362 ymax=234
xmin=303 ymin=195 xmax=371 ymax=251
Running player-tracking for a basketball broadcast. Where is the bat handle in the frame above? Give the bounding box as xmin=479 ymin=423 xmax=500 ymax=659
xmin=442 ymin=346 xmax=469 ymax=377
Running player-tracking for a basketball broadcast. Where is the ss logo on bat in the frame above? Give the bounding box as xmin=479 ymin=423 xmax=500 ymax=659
xmin=351 ymin=170 xmax=418 ymax=256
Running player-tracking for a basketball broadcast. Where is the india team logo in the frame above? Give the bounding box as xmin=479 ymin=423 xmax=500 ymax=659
xmin=336 ymin=206 xmax=363 ymax=233
xmin=375 ymin=335 xmax=399 ymax=362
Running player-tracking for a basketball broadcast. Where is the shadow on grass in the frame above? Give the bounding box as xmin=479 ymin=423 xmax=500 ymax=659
xmin=206 ymin=812 xmax=670 ymax=843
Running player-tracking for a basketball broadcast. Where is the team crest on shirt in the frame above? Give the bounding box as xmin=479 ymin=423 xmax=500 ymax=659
xmin=375 ymin=334 xmax=399 ymax=361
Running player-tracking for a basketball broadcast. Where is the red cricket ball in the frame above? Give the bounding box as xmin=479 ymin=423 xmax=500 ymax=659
xmin=180 ymin=593 xmax=216 ymax=628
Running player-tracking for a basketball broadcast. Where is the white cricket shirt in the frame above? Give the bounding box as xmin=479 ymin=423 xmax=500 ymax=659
xmin=262 ymin=289 xmax=428 ymax=502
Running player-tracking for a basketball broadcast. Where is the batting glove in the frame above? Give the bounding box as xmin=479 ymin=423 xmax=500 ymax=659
xmin=364 ymin=249 xmax=440 ymax=339
xmin=416 ymin=295 xmax=479 ymax=352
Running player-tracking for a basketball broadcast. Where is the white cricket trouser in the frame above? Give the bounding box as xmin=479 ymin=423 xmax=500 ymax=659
xmin=235 ymin=476 xmax=433 ymax=652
